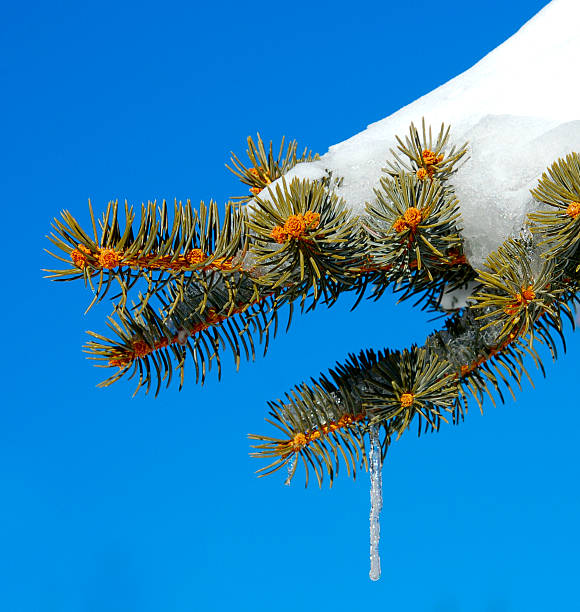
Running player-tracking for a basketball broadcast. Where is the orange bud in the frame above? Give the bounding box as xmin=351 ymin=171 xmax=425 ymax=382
xmin=566 ymin=201 xmax=580 ymax=219
xmin=284 ymin=214 xmax=307 ymax=238
xmin=422 ymin=149 xmax=443 ymax=166
xmin=98 ymin=249 xmax=121 ymax=269
xmin=293 ymin=432 xmax=307 ymax=449
xmin=185 ymin=248 xmax=207 ymax=266
xmin=303 ymin=211 xmax=320 ymax=229
xmin=393 ymin=218 xmax=409 ymax=233
xmin=132 ymin=340 xmax=150 ymax=358
xmin=403 ymin=207 xmax=422 ymax=229
xmin=70 ymin=245 xmax=90 ymax=269
xmin=270 ymin=226 xmax=288 ymax=244
xmin=521 ymin=286 xmax=536 ymax=302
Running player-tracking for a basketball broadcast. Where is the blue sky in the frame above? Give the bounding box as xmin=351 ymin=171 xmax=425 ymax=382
xmin=3 ymin=0 xmax=579 ymax=610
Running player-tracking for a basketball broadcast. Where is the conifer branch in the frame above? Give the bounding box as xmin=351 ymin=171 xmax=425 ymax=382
xmin=249 ymin=300 xmax=575 ymax=487
xmin=529 ymin=152 xmax=580 ymax=264
xmin=251 ymin=146 xmax=580 ymax=486
xmin=383 ymin=118 xmax=468 ymax=181
xmin=45 ymin=198 xmax=246 ymax=314
xmin=44 ymin=121 xmax=580 ymax=491
xmin=227 ymin=133 xmax=318 ymax=202
xmin=68 ymin=141 xmax=474 ymax=394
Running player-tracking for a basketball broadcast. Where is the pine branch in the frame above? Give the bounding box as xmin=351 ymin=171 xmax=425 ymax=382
xmin=529 ymin=152 xmax=580 ymax=264
xmin=470 ymin=238 xmax=563 ymax=344
xmin=249 ymin=305 xmax=567 ymax=486
xmin=45 ymin=198 xmax=246 ymax=314
xmin=251 ymin=239 xmax=579 ymax=487
xmin=227 ymin=133 xmax=318 ymax=202
xmin=246 ymin=177 xmax=366 ymax=304
xmin=364 ymin=172 xmax=468 ymax=291
xmin=383 ymin=118 xmax=468 ymax=181
xmin=43 ymin=120 xmax=580 ymax=494
xmin=45 ymin=123 xmax=480 ymax=393
xmin=86 ymin=172 xmax=475 ymax=394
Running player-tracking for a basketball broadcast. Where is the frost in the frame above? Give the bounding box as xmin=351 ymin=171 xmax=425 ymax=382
xmin=369 ymin=425 xmax=382 ymax=581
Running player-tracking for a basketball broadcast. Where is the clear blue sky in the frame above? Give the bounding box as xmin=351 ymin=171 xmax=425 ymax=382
xmin=3 ymin=0 xmax=578 ymax=610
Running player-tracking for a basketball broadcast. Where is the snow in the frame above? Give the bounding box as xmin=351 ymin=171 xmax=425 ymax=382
xmin=271 ymin=0 xmax=580 ymax=269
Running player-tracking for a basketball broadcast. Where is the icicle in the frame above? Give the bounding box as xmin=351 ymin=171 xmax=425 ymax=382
xmin=369 ymin=424 xmax=383 ymax=581
xmin=284 ymin=452 xmax=297 ymax=486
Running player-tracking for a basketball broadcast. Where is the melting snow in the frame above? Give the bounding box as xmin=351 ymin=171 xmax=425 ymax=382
xmin=276 ymin=0 xmax=580 ymax=269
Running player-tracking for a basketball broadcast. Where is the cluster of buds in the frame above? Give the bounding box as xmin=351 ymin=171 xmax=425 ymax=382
xmin=248 ymin=167 xmax=272 ymax=195
xmin=70 ymin=245 xmax=234 ymax=273
xmin=70 ymin=245 xmax=122 ymax=269
xmin=566 ymin=201 xmax=580 ymax=219
xmin=270 ymin=211 xmax=321 ymax=244
xmin=69 ymin=244 xmax=92 ymax=269
xmin=288 ymin=393 xmax=415 ymax=454
xmin=504 ymin=285 xmax=536 ymax=316
xmin=184 ymin=248 xmax=208 ymax=266
xmin=393 ymin=207 xmax=423 ymax=234
xmin=290 ymin=413 xmax=365 ymax=451
xmin=416 ymin=149 xmax=444 ymax=180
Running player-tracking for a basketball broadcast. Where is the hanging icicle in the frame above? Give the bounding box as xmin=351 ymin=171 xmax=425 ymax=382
xmin=369 ymin=425 xmax=383 ymax=581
